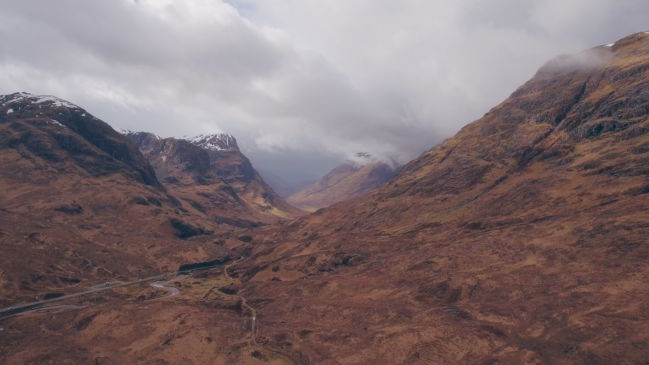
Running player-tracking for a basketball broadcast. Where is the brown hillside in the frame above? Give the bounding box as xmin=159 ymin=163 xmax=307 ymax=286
xmin=235 ymin=32 xmax=649 ymax=364
xmin=0 ymin=94 xmax=233 ymax=305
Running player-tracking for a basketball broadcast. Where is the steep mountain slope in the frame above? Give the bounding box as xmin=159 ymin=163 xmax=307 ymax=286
xmin=288 ymin=155 xmax=398 ymax=210
xmin=233 ymin=32 xmax=649 ymax=364
xmin=0 ymin=93 xmax=230 ymax=305
xmin=125 ymin=131 xmax=301 ymax=225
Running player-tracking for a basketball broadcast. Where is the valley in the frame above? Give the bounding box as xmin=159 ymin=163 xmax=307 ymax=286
xmin=2 ymin=31 xmax=649 ymax=364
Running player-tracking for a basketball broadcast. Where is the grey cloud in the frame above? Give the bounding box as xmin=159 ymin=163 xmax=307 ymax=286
xmin=0 ymin=0 xmax=648 ymax=183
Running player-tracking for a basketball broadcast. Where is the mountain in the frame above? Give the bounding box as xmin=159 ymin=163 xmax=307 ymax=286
xmin=233 ymin=32 xmax=649 ymax=363
xmin=287 ymin=154 xmax=398 ymax=210
xmin=0 ymin=93 xmax=299 ymax=364
xmin=0 ymin=92 xmax=231 ymax=305
xmin=125 ymin=131 xmax=301 ymax=225
xmin=4 ymin=32 xmax=649 ymax=365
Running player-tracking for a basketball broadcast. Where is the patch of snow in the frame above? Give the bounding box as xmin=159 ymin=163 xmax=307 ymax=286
xmin=81 ymin=113 xmax=86 ymax=117
xmin=185 ymin=133 xmax=238 ymax=151
xmin=120 ymin=130 xmax=162 ymax=141
xmin=6 ymin=108 xmax=13 ymax=114
xmin=48 ymin=119 xmax=66 ymax=128
xmin=161 ymin=155 xmax=167 ymax=162
xmin=604 ymin=42 xmax=614 ymax=48
xmin=2 ymin=92 xmax=32 ymax=105
xmin=33 ymin=95 xmax=79 ymax=108
xmin=0 ymin=92 xmax=79 ymax=109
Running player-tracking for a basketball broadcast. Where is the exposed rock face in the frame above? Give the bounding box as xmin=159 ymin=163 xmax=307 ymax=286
xmin=288 ymin=159 xmax=398 ymax=211
xmin=0 ymin=93 xmax=228 ymax=304
xmin=125 ymin=131 xmax=301 ymax=224
xmin=236 ymin=32 xmax=649 ymax=364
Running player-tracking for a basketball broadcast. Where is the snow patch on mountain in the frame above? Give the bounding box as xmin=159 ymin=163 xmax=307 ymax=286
xmin=121 ymin=130 xmax=238 ymax=152
xmin=121 ymin=129 xmax=163 ymax=141
xmin=1 ymin=92 xmax=79 ymax=109
xmin=47 ymin=119 xmax=66 ymax=128
xmin=185 ymin=133 xmax=238 ymax=151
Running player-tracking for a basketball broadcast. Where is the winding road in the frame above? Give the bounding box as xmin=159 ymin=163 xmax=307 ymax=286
xmin=1 ymin=258 xmax=302 ymax=364
xmin=150 ymin=280 xmax=181 ymax=299
xmin=0 ymin=262 xmax=225 ymax=320
xmin=0 ymin=273 xmax=166 ymax=320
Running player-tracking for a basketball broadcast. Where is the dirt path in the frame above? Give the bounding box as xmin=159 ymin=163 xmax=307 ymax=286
xmin=224 ymin=257 xmax=257 ymax=345
xmin=224 ymin=258 xmax=302 ymax=364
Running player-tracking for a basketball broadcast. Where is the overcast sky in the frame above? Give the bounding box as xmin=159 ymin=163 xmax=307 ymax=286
xmin=1 ymin=0 xmax=647 ymax=183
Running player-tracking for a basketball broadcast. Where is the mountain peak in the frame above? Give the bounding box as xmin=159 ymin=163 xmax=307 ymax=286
xmin=1 ymin=91 xmax=80 ymax=110
xmin=121 ymin=130 xmax=162 ymax=141
xmin=185 ymin=133 xmax=238 ymax=152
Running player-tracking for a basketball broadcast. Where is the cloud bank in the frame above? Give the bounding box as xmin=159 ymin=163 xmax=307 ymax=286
xmin=0 ymin=0 xmax=647 ymax=181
